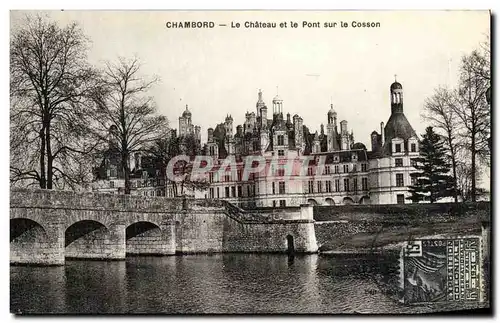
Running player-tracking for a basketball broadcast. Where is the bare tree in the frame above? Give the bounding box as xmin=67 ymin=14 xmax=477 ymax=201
xmin=10 ymin=14 xmax=99 ymax=189
xmin=422 ymin=87 xmax=460 ymax=203
xmin=452 ymin=50 xmax=490 ymax=202
xmin=146 ymin=131 xmax=209 ymax=197
xmin=90 ymin=57 xmax=168 ymax=194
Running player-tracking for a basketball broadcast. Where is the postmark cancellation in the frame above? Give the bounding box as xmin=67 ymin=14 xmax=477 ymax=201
xmin=399 ymin=237 xmax=485 ymax=305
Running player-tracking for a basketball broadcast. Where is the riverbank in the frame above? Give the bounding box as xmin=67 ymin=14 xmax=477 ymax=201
xmin=314 ymin=202 xmax=489 ymax=253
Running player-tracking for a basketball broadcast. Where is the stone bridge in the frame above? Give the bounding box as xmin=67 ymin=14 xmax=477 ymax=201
xmin=10 ymin=189 xmax=318 ymax=265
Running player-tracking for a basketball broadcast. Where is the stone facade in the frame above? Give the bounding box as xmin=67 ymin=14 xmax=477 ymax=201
xmin=10 ymin=189 xmax=318 ymax=265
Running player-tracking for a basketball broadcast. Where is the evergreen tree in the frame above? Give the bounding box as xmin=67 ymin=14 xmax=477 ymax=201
xmin=408 ymin=126 xmax=455 ymax=203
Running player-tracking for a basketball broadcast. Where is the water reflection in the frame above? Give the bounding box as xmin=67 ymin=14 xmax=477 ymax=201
xmin=10 ymin=254 xmax=480 ymax=314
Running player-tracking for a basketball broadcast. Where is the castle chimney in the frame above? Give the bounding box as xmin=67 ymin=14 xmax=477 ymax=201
xmin=207 ymin=128 xmax=214 ymax=142
xmin=380 ymin=122 xmax=385 ymax=146
xmin=261 ymin=106 xmax=267 ymax=127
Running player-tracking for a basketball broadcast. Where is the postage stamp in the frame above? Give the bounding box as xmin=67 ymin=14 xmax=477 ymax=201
xmin=400 ymin=237 xmax=484 ymax=305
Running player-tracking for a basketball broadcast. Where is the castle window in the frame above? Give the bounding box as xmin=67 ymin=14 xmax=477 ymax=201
xmin=353 ymin=164 xmax=357 ymax=172
xmin=344 ymin=178 xmax=350 ymax=192
xmin=307 ymin=167 xmax=314 ymax=176
xmin=238 ymin=186 xmax=242 ymax=197
xmin=225 ymin=187 xmax=230 ymax=197
xmin=325 ymin=180 xmax=332 ymax=193
xmin=353 ymin=178 xmax=358 ymax=192
xmin=308 ymin=180 xmax=314 ymax=193
xmin=237 ymin=169 xmax=243 ymax=181
xmin=395 ymin=158 xmax=403 ymax=167
xmin=395 ymin=144 xmax=402 ymax=153
xmin=110 ymin=181 xmax=114 ymax=188
xmin=210 ymin=188 xmax=214 ymax=198
xmin=343 ymin=165 xmax=349 ymax=173
xmin=279 ymin=200 xmax=286 ymax=207
xmin=324 ymin=165 xmax=331 ymax=175
xmin=362 ymin=177 xmax=368 ymax=191
xmin=335 ymin=179 xmax=340 ymax=192
xmin=333 ymin=155 xmax=340 ymax=163
xmin=396 ymin=173 xmax=404 ymax=187
xmin=231 ymin=186 xmax=236 ymax=197
xmin=334 ymin=165 xmax=339 ymax=174
xmin=209 ymin=172 xmax=214 ymax=183
xmin=217 ymin=187 xmax=220 ymax=198
xmin=247 ymin=186 xmax=250 ymax=197
xmin=272 ymin=182 xmax=276 ymax=194
xmin=361 ymin=163 xmax=367 ymax=172
xmin=110 ymin=166 xmax=117 ymax=178
xmin=277 ymin=135 xmax=285 ymax=146
xmin=411 ymin=143 xmax=417 ymax=152
xmin=224 ymin=174 xmax=231 ymax=182
xmin=279 ymin=181 xmax=286 ymax=194
xmin=277 ymin=169 xmax=285 ymax=177
xmin=397 ymin=194 xmax=405 ymax=204
xmin=317 ymin=181 xmax=322 ymax=193
xmin=278 ymin=150 xmax=285 ymax=156
xmin=273 ymin=200 xmax=277 ymax=207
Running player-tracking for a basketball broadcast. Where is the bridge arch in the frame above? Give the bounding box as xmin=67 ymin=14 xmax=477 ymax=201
xmin=342 ymin=197 xmax=355 ymax=205
xmin=359 ymin=195 xmax=371 ymax=205
xmin=126 ymin=221 xmax=165 ymax=255
xmin=324 ymin=198 xmax=335 ymax=206
xmin=10 ymin=218 xmax=55 ymax=265
xmin=65 ymin=220 xmax=113 ymax=259
xmin=11 ymin=218 xmax=48 ymax=243
xmin=307 ymin=199 xmax=318 ymax=206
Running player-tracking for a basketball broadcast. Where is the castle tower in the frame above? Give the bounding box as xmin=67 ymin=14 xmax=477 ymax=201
xmin=224 ymin=114 xmax=234 ymax=137
xmin=272 ymin=87 xmax=283 ymax=116
xmin=179 ymin=105 xmax=192 ymax=136
xmin=390 ymin=75 xmax=404 ymax=114
xmin=206 ymin=128 xmax=219 ymax=158
xmin=383 ymin=77 xmax=417 ymax=154
xmin=326 ymin=104 xmax=339 ymax=151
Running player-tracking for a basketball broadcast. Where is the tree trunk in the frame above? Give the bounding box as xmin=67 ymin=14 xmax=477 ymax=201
xmin=122 ymin=151 xmax=131 ymax=194
xmin=39 ymin=126 xmax=46 ymax=189
xmin=45 ymin=120 xmax=53 ymax=189
xmin=471 ymin=147 xmax=476 ymax=202
xmin=452 ymin=156 xmax=458 ymax=203
xmin=471 ymin=107 xmax=477 ymax=202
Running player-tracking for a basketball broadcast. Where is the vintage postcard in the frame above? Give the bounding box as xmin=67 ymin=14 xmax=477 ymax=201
xmin=9 ymin=10 xmax=491 ymax=314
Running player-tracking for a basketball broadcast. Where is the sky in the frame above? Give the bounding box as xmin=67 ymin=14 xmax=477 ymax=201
xmin=10 ymin=10 xmax=489 ymax=146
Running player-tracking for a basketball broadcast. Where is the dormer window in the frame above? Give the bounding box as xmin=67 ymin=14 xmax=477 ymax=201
xmin=395 ymin=144 xmax=402 ymax=153
xmin=277 ymin=135 xmax=284 ymax=146
xmin=411 ymin=143 xmax=417 ymax=153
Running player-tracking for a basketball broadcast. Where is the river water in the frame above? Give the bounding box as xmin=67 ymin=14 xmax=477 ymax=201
xmin=10 ymin=254 xmax=483 ymax=314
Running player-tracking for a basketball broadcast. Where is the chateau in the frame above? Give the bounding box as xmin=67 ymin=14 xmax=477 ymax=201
xmin=92 ymin=79 xmax=420 ymax=207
